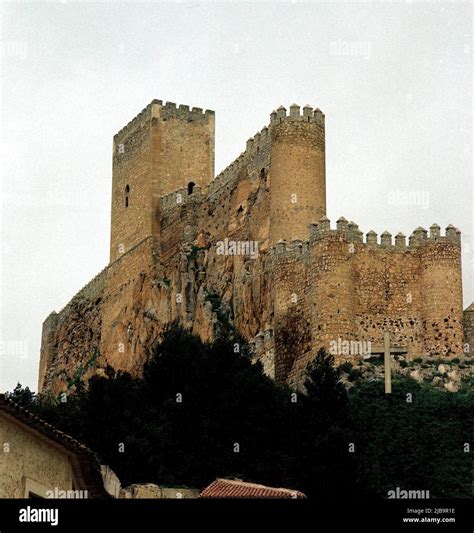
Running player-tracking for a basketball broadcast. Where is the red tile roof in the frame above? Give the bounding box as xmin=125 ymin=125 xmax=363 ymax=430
xmin=200 ymin=478 xmax=306 ymax=499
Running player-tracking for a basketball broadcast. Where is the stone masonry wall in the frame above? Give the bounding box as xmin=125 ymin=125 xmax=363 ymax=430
xmin=463 ymin=303 xmax=474 ymax=356
xmin=110 ymin=100 xmax=214 ymax=262
xmin=0 ymin=413 xmax=73 ymax=498
xmin=276 ymin=219 xmax=465 ymax=388
xmin=110 ymin=105 xmax=153 ymax=262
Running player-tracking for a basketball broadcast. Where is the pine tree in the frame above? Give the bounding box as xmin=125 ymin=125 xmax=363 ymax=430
xmin=297 ymin=348 xmax=357 ymax=502
xmin=303 ymin=348 xmax=349 ymax=428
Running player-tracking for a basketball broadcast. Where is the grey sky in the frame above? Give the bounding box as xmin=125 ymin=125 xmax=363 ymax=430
xmin=1 ymin=0 xmax=472 ymax=392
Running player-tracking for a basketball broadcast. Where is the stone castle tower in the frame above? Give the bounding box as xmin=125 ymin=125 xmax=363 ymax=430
xmin=110 ymin=102 xmax=215 ymax=262
xmin=38 ymin=99 xmax=472 ymax=393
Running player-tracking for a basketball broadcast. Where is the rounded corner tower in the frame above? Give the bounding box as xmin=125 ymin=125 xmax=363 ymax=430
xmin=268 ymin=104 xmax=326 ymax=243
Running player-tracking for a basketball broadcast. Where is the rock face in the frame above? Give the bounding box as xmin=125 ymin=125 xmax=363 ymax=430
xmin=120 ymin=483 xmax=199 ymax=499
xmin=410 ymin=370 xmax=423 ymax=383
xmin=40 ymin=234 xmax=275 ymax=394
xmin=444 ymin=381 xmax=460 ymax=393
xmin=38 ymin=100 xmax=469 ymax=394
xmin=340 ymin=357 xmax=472 ymax=393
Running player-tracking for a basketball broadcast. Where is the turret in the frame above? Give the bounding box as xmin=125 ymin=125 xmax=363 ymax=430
xmin=419 ymin=225 xmax=463 ymax=356
xmin=269 ymin=104 xmax=326 ymax=243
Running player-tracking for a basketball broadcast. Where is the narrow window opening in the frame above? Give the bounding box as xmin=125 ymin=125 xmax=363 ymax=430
xmin=188 ymin=181 xmax=196 ymax=195
xmin=125 ymin=184 xmax=130 ymax=208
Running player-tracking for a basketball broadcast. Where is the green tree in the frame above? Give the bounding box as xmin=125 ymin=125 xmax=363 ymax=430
xmin=6 ymin=333 xmax=472 ymax=501
xmin=5 ymin=383 xmax=35 ymax=407
xmin=296 ymin=348 xmax=359 ymax=502
xmin=349 ymin=377 xmax=473 ymax=498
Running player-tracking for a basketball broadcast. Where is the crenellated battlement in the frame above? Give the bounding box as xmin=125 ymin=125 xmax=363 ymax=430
xmin=113 ymin=100 xmax=156 ymax=141
xmin=144 ymin=102 xmax=323 ymax=208
xmin=208 ymin=123 xmax=271 ymax=197
xmin=114 ymin=99 xmax=214 ymax=141
xmin=271 ymin=238 xmax=310 ymax=261
xmin=308 ymin=216 xmax=461 ymax=249
xmin=156 ymin=105 xmax=274 ymax=225
xmin=156 ymin=100 xmax=214 ymax=122
xmin=245 ymin=125 xmax=270 ymax=152
xmin=269 ymin=104 xmax=325 ymax=126
xmin=208 ymin=154 xmax=245 ymax=197
xmin=56 ymin=266 xmax=108 ymax=318
xmin=210 ymin=102 xmax=323 ymax=201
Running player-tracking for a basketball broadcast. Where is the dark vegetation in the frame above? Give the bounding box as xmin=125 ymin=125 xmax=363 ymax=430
xmin=7 ymin=325 xmax=473 ymax=500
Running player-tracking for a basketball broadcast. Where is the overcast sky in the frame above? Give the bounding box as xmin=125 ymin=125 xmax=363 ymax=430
xmin=0 ymin=0 xmax=472 ymax=392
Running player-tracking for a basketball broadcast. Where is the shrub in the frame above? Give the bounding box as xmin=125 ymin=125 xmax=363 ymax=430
xmin=349 ymin=376 xmax=473 ymax=498
xmin=338 ymin=362 xmax=353 ymax=374
xmin=348 ymin=369 xmax=363 ymax=382
xmin=7 ymin=330 xmax=473 ymax=502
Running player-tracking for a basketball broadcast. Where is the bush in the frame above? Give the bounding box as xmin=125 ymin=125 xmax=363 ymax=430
xmin=349 ymin=377 xmax=473 ymax=498
xmin=348 ymin=369 xmax=363 ymax=382
xmin=6 ymin=331 xmax=358 ymax=500
xmin=298 ymin=349 xmax=358 ymax=502
xmin=7 ymin=329 xmax=473 ymax=501
xmin=368 ymin=357 xmax=384 ymax=366
xmin=338 ymin=362 xmax=353 ymax=374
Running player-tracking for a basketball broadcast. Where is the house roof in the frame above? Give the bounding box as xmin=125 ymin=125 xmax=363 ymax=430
xmin=200 ymin=478 xmax=306 ymax=499
xmin=0 ymin=393 xmax=110 ymax=498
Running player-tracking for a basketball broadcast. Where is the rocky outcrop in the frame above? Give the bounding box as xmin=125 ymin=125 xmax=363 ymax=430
xmin=339 ymin=355 xmax=473 ymax=393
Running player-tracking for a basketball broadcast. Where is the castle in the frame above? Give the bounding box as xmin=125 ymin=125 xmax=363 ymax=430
xmin=38 ymin=99 xmax=473 ymax=393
